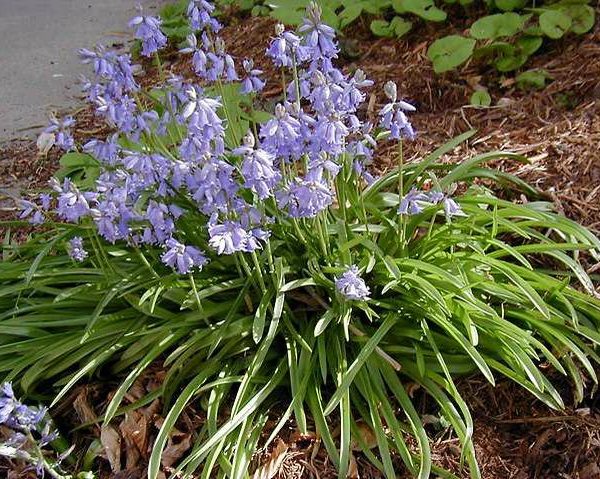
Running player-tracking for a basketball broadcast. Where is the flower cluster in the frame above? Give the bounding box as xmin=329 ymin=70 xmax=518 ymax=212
xmin=399 ymin=188 xmax=465 ymax=219
xmin=23 ymin=1 xmax=465 ymax=302
xmin=0 ymin=383 xmax=62 ymax=478
xmin=43 ymin=114 xmax=75 ymax=151
xmin=129 ymin=10 xmax=168 ymax=57
xmin=336 ymin=265 xmax=370 ymax=301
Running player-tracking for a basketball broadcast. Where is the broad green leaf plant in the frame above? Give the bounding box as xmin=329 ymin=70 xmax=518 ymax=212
xmin=194 ymin=0 xmax=596 ymax=75
xmin=3 ymin=2 xmax=600 ymax=478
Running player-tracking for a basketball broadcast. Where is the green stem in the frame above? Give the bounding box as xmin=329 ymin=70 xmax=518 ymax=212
xmin=250 ymin=251 xmax=267 ymax=293
xmin=398 ymin=140 xmax=406 ymax=251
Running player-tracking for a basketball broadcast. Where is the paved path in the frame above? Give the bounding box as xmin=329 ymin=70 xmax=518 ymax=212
xmin=0 ymin=0 xmax=167 ymax=142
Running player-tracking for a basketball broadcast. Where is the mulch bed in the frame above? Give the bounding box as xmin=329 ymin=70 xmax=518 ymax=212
xmin=1 ymin=8 xmax=600 ymax=479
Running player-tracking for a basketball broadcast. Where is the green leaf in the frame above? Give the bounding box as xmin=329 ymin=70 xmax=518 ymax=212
xmin=394 ymin=0 xmax=446 ymax=22
xmin=370 ymin=19 xmax=394 ymax=37
xmin=516 ymin=35 xmax=543 ymax=56
xmin=427 ymin=35 xmax=476 ymax=73
xmin=268 ymin=0 xmax=307 ymax=25
xmin=516 ymin=69 xmax=552 ymax=90
xmin=470 ymin=90 xmax=492 ymax=107
xmin=562 ymin=5 xmax=595 ymax=35
xmin=339 ymin=4 xmax=363 ymax=28
xmin=252 ymin=291 xmax=273 ymax=343
xmin=324 ymin=315 xmax=396 ymax=415
xmin=56 ymin=152 xmax=101 ymax=188
xmin=370 ymin=15 xmax=412 ymax=38
xmin=539 ymin=10 xmax=572 ymax=39
xmin=494 ymin=51 xmax=528 ymax=71
xmin=470 ymin=13 xmax=526 ymax=40
xmin=494 ymin=0 xmax=527 ymax=11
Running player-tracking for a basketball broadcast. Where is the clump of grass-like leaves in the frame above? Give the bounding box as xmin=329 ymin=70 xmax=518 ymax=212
xmin=2 ymin=2 xmax=600 ymax=478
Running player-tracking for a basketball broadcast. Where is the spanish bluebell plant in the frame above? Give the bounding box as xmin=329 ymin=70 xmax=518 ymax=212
xmin=4 ymin=1 xmax=600 ymax=479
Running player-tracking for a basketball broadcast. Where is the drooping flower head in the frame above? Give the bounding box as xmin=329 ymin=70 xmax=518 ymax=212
xmin=266 ymin=24 xmax=309 ymax=68
xmin=129 ymin=11 xmax=167 ymax=57
xmin=240 ymin=59 xmax=265 ymax=94
xmin=379 ymin=81 xmax=416 ymax=140
xmin=68 ymin=237 xmax=88 ymax=262
xmin=299 ymin=2 xmax=339 ymax=61
xmin=234 ymin=131 xmax=281 ymax=199
xmin=44 ymin=115 xmax=75 ymax=151
xmin=336 ymin=265 xmax=370 ymax=301
xmin=187 ymin=0 xmax=222 ymax=32
xmin=161 ymin=238 xmax=208 ymax=274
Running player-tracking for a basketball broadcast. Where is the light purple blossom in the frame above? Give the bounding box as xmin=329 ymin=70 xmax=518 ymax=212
xmin=129 ymin=13 xmax=167 ymax=57
xmin=19 ymin=200 xmax=45 ymax=225
xmin=161 ymin=238 xmax=208 ymax=274
xmin=398 ymin=189 xmax=465 ymax=219
xmin=379 ymin=81 xmax=416 ymax=140
xmin=299 ymin=2 xmax=338 ymax=60
xmin=259 ymin=103 xmax=302 ymax=159
xmin=234 ymin=132 xmax=281 ymax=199
xmin=266 ymin=24 xmax=309 ymax=68
xmin=208 ymin=221 xmax=249 ymax=255
xmin=240 ymin=59 xmax=265 ymax=94
xmin=335 ymin=265 xmax=370 ymax=301
xmin=187 ymin=0 xmax=221 ymax=32
xmin=44 ymin=115 xmax=75 ymax=151
xmin=277 ymin=178 xmax=333 ymax=218
xmin=68 ymin=237 xmax=88 ymax=262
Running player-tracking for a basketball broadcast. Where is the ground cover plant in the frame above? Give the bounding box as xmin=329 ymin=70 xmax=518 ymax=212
xmin=187 ymin=0 xmax=596 ymax=74
xmin=1 ymin=1 xmax=600 ymax=477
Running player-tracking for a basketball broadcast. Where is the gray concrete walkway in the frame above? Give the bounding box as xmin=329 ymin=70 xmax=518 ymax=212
xmin=0 ymin=0 xmax=167 ymax=142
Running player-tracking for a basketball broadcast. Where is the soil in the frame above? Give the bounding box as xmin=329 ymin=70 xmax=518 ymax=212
xmin=1 ymin=6 xmax=600 ymax=479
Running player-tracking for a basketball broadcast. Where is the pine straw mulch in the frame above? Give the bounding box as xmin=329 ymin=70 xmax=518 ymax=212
xmin=1 ymin=10 xmax=600 ymax=479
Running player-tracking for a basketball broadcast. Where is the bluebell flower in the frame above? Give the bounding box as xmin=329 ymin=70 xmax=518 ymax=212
xmin=50 ymin=178 xmax=92 ymax=222
xmin=313 ymin=113 xmax=349 ymax=155
xmin=240 ymin=59 xmax=265 ymax=94
xmin=259 ymin=103 xmax=302 ymax=159
xmin=299 ymin=2 xmax=339 ymax=60
xmin=68 ymin=237 xmax=88 ymax=262
xmin=187 ymin=0 xmax=222 ymax=32
xmin=84 ymin=134 xmax=121 ymax=165
xmin=398 ymin=188 xmax=430 ymax=215
xmin=379 ymin=81 xmax=416 ymax=140
xmin=44 ymin=115 xmax=75 ymax=151
xmin=188 ymin=157 xmax=238 ymax=214
xmin=398 ymin=189 xmax=466 ymax=219
xmin=19 ymin=200 xmax=45 ymax=225
xmin=208 ymin=220 xmax=249 ymax=255
xmin=266 ymin=24 xmax=309 ymax=68
xmin=0 ymin=383 xmax=17 ymax=424
xmin=180 ymin=34 xmax=208 ymax=76
xmin=38 ymin=193 xmax=52 ymax=211
xmin=335 ymin=265 xmax=370 ymax=301
xmin=129 ymin=12 xmax=167 ymax=57
xmin=234 ymin=132 xmax=281 ymax=199
xmin=161 ymin=238 xmax=208 ymax=274
xmin=425 ymin=191 xmax=466 ymax=219
xmin=146 ymin=201 xmax=176 ymax=243
xmin=277 ymin=178 xmax=333 ymax=218
xmin=0 ymin=383 xmax=47 ymax=432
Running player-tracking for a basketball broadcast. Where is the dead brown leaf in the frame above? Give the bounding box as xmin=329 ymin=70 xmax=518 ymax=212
xmin=161 ymin=429 xmax=192 ymax=469
xmin=73 ymin=387 xmax=98 ymax=426
xmin=252 ymin=439 xmax=289 ymax=479
xmin=119 ymin=410 xmax=148 ymax=469
xmin=101 ymin=425 xmax=122 ymax=473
